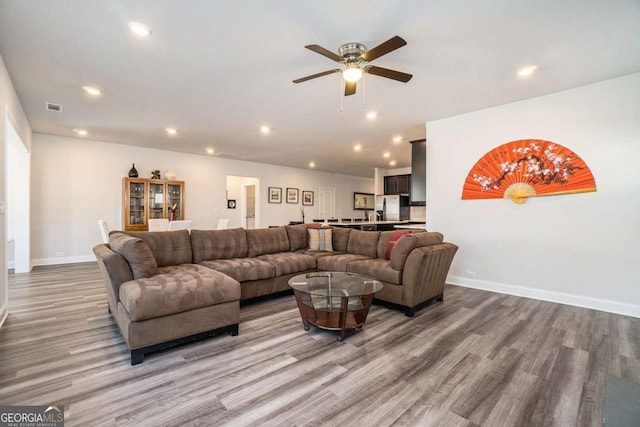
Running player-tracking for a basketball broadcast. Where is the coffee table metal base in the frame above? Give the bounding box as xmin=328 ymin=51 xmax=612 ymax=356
xmin=292 ymin=290 xmax=375 ymax=341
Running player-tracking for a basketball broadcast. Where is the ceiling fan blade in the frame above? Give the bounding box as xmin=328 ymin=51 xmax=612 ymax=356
xmin=344 ymin=81 xmax=357 ymax=96
xmin=366 ymin=65 xmax=413 ymax=83
xmin=293 ymin=69 xmax=341 ymax=84
xmin=360 ymin=36 xmax=407 ymax=62
xmin=305 ymin=44 xmax=344 ymax=62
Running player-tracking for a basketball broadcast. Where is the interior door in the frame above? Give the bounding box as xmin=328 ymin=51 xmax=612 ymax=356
xmin=318 ymin=187 xmax=335 ymax=220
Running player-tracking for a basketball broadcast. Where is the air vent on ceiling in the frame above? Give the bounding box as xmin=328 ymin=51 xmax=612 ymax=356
xmin=45 ymin=102 xmax=63 ymax=113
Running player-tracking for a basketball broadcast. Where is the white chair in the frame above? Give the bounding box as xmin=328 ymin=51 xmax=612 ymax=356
xmin=148 ymin=218 xmax=169 ymax=231
xmin=98 ymin=220 xmax=110 ymax=243
xmin=168 ymin=220 xmax=192 ymax=231
xmin=216 ymin=218 xmax=229 ymax=230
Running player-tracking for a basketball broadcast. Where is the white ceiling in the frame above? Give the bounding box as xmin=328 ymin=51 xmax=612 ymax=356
xmin=1 ymin=0 xmax=639 ymax=177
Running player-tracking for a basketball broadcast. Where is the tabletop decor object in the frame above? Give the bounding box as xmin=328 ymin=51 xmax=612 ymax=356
xmin=462 ymin=139 xmax=596 ymax=204
xmin=128 ymin=163 xmax=138 ymax=178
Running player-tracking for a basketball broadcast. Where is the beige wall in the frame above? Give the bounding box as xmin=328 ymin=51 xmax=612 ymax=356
xmin=427 ymin=73 xmax=640 ymax=317
xmin=0 ymin=53 xmax=32 ymax=325
xmin=30 ymin=133 xmax=374 ymax=264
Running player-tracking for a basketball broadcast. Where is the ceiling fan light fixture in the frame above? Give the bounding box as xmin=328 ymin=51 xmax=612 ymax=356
xmin=342 ymin=64 xmax=363 ymax=83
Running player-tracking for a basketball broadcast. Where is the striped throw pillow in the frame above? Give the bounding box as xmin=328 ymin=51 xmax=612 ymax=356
xmin=307 ymin=227 xmax=333 ymax=251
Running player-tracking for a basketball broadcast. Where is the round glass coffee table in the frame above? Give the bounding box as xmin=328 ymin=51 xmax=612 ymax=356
xmin=288 ymin=271 xmax=383 ymax=341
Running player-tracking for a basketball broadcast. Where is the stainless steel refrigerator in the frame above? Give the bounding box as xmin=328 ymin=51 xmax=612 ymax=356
xmin=375 ymin=195 xmax=410 ymax=221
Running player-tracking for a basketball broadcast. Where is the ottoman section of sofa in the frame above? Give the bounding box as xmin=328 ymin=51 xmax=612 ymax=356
xmin=119 ymin=266 xmax=240 ymax=322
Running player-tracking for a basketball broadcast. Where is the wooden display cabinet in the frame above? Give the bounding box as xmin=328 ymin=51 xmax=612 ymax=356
xmin=123 ymin=177 xmax=185 ymax=231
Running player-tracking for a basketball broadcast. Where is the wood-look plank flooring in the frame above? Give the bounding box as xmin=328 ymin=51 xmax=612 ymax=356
xmin=1 ymin=262 xmax=639 ymax=426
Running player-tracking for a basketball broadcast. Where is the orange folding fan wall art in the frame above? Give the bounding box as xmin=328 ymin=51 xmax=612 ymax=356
xmin=462 ymin=139 xmax=596 ymax=204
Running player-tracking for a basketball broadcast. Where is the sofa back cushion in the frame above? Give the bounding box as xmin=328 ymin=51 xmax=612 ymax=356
xmin=377 ymin=231 xmax=396 ymax=259
xmin=191 ymin=228 xmax=248 ymax=263
xmin=332 ymin=227 xmax=352 ymax=253
xmin=285 ymin=224 xmax=308 ymax=251
xmin=124 ymin=229 xmax=192 ymax=267
xmin=247 ymin=227 xmax=290 ymax=257
xmin=109 ymin=232 xmax=158 ymax=279
xmin=347 ymin=229 xmax=380 ymax=258
xmin=390 ymin=231 xmax=444 ymax=270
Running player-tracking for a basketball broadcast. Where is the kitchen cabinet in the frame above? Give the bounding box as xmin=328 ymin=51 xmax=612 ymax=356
xmin=123 ymin=177 xmax=185 ymax=231
xmin=410 ymin=139 xmax=426 ymax=205
xmin=384 ymin=174 xmax=411 ymax=195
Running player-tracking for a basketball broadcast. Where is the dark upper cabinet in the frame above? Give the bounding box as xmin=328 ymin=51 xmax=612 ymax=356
xmin=384 ymin=174 xmax=411 ymax=195
xmin=410 ymin=139 xmax=426 ymax=205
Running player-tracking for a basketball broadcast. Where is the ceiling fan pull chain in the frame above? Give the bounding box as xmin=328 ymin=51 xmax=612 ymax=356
xmin=339 ymin=73 xmax=344 ymax=112
xmin=362 ymin=72 xmax=366 ymax=107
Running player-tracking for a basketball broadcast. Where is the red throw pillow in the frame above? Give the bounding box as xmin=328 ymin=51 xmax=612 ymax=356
xmin=385 ymin=230 xmax=412 ymax=260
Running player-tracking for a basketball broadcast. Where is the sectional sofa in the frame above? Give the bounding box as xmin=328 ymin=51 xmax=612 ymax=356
xmin=93 ymin=225 xmax=458 ymax=364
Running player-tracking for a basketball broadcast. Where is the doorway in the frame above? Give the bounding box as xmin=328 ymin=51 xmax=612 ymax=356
xmin=5 ymin=116 xmax=30 ymax=274
xmin=226 ymin=176 xmax=260 ymax=229
xmin=318 ymin=187 xmax=336 ymax=220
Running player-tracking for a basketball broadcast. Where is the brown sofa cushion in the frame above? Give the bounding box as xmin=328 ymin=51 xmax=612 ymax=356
xmin=109 ymin=232 xmax=158 ymax=279
xmin=347 ymin=229 xmax=380 ymax=258
xmin=390 ymin=232 xmax=444 ymax=270
xmin=285 ymin=224 xmax=308 ymax=251
xmin=119 ymin=264 xmax=240 ymax=321
xmin=255 ymin=252 xmax=317 ymax=276
xmin=347 ymin=258 xmax=402 ymax=285
xmin=317 ymin=253 xmax=370 ymax=271
xmin=191 ymin=228 xmax=248 ymax=262
xmin=332 ymin=227 xmax=352 ymax=253
xmin=247 ymin=227 xmax=290 ymax=257
xmin=124 ymin=230 xmax=192 ymax=267
xmin=199 ymin=258 xmax=275 ymax=282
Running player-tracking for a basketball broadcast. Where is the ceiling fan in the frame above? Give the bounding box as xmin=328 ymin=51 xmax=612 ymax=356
xmin=293 ymin=35 xmax=413 ymax=96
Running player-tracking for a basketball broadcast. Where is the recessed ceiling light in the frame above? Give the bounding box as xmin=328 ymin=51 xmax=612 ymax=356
xmin=517 ymin=65 xmax=537 ymax=77
xmin=82 ymin=86 xmax=102 ymax=96
xmin=165 ymin=127 xmax=177 ymax=135
xmin=128 ymin=22 xmax=152 ymax=37
xmin=309 ymin=161 xmax=315 ymax=168
xmin=73 ymin=129 xmax=88 ymax=136
xmin=366 ymin=111 xmax=377 ymax=120
xmin=260 ymin=126 xmax=271 ymax=134
xmin=354 ymin=144 xmax=362 ymax=151
xmin=393 ymin=136 xmax=402 ymax=143
xmin=383 ymin=152 xmax=390 ymax=158
xmin=389 ymin=160 xmax=397 ymax=166
xmin=206 ymin=148 xmax=214 ymax=155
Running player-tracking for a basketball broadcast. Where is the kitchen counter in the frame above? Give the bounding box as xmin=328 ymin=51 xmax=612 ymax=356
xmin=394 ymin=223 xmax=427 ymax=230
xmin=324 ymin=220 xmax=412 ymax=231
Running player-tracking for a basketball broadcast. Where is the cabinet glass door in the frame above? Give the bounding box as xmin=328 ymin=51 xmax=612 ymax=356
xmin=129 ymin=181 xmax=146 ymax=225
xmin=167 ymin=184 xmax=182 ymax=220
xmin=148 ymin=182 xmax=165 ymax=219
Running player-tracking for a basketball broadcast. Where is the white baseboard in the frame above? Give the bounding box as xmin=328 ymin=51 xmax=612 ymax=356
xmin=448 ymin=275 xmax=640 ymax=319
xmin=32 ymin=255 xmax=96 ymax=267
xmin=0 ymin=303 xmax=7 ymax=328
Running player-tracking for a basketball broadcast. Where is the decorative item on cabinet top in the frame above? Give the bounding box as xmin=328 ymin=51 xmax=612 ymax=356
xmin=128 ymin=163 xmax=139 ymax=178
xmin=151 ymin=170 xmax=161 ymax=179
xmin=165 ymin=169 xmax=177 ymax=180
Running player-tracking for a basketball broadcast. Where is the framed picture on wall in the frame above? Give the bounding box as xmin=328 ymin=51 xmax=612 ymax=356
xmin=302 ymin=190 xmax=314 ymax=206
xmin=268 ymin=187 xmax=282 ymax=203
xmin=286 ymin=188 xmax=299 ymax=204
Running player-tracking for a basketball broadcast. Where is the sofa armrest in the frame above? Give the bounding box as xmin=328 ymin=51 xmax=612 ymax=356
xmin=400 ymin=243 xmax=458 ymax=307
xmin=93 ymin=244 xmax=134 ymax=312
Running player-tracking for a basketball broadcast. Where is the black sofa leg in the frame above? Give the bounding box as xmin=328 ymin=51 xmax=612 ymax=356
xmin=405 ymin=307 xmax=415 ymax=317
xmin=437 ymin=293 xmax=444 ymax=302
xmin=228 ymin=323 xmax=239 ymax=336
xmin=131 ymin=349 xmax=144 ymax=365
